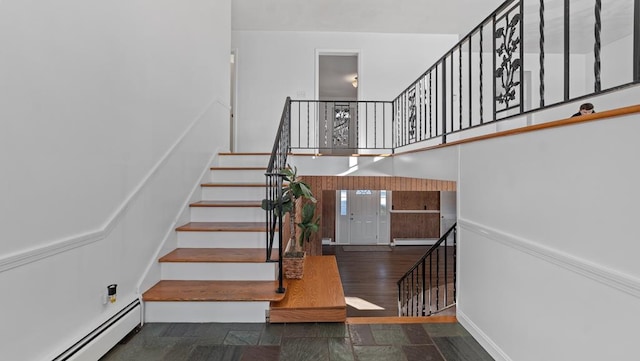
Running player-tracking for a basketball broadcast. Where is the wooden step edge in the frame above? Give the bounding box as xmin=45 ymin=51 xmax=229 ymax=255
xmin=142 ymin=280 xmax=286 ymax=302
xmin=176 ymin=222 xmax=269 ymax=232
xmin=201 ymin=183 xmax=265 ymax=187
xmin=345 ymin=315 xmax=457 ymax=324
xmin=159 ymin=248 xmax=276 ymax=263
xmin=268 ymin=308 xmax=346 ymax=324
xmin=269 ymin=304 xmax=346 ymax=311
xmin=189 ymin=201 xmax=262 ymax=208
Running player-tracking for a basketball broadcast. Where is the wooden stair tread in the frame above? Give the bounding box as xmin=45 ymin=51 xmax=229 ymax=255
xmin=190 ymin=200 xmax=261 ymax=207
xmin=159 ymin=248 xmax=276 ymax=263
xmin=201 ymin=183 xmax=264 ymax=187
xmin=176 ymin=222 xmax=268 ymax=232
xmin=269 ymin=256 xmax=346 ymax=323
xmin=143 ymin=280 xmax=286 ymax=302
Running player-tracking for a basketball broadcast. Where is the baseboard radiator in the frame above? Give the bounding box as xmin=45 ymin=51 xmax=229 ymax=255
xmin=53 ymin=299 xmax=141 ymax=361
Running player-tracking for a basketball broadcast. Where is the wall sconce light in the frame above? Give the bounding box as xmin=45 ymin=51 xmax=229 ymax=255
xmin=352 ymin=76 xmax=358 ymax=88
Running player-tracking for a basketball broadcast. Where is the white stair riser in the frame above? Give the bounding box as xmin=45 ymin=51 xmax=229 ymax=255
xmin=202 ymin=187 xmax=264 ymax=201
xmin=218 ymin=155 xmax=270 ymax=167
xmin=144 ymin=301 xmax=269 ymax=322
xmin=190 ymin=207 xmax=265 ymax=222
xmin=177 ymin=231 xmax=279 ymax=249
xmin=161 ymin=262 xmax=277 ymax=281
xmin=210 ymin=169 xmax=266 ymax=183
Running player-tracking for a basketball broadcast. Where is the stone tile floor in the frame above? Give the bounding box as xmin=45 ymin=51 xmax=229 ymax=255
xmin=100 ymin=322 xmax=494 ymax=361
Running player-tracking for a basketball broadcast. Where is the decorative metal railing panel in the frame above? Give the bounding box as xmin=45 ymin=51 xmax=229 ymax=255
xmin=494 ymin=2 xmax=522 ymax=115
xmin=397 ymin=223 xmax=457 ymax=317
xmin=289 ymin=100 xmax=394 ymax=153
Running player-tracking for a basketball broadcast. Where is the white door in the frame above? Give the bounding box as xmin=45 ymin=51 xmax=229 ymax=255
xmin=348 ymin=190 xmax=379 ymax=244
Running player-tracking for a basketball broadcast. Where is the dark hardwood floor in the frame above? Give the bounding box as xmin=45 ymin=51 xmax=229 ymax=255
xmin=323 ymin=244 xmax=455 ymax=318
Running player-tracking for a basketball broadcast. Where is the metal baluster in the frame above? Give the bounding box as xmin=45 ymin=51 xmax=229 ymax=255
xmin=459 ymin=44 xmax=463 ymax=130
xmin=450 ymin=53 xmax=454 ymax=135
xmin=419 ymin=79 xmax=423 ymax=141
xmin=480 ymin=25 xmax=484 ymax=124
xmin=429 ymin=255 xmax=433 ymax=314
xmin=564 ymin=0 xmax=570 ymax=100
xmin=365 ymin=102 xmax=368 ymax=148
xmin=374 ymin=103 xmax=378 ymax=149
xmin=436 ymin=248 xmax=440 ymax=311
xmin=298 ymin=102 xmax=301 ymax=148
xmin=421 ymin=259 xmax=426 ymax=316
xmin=519 ymin=0 xmax=525 ymax=113
xmin=435 ymin=67 xmax=439 ymax=136
xmin=634 ymin=0 xmax=640 ymax=82
xmin=539 ymin=0 xmax=545 ymax=107
xmin=492 ymin=13 xmax=497 ymax=122
xmin=594 ymin=0 xmax=602 ymax=92
xmin=453 ymin=227 xmax=457 ymax=302
xmin=442 ymin=60 xmax=447 ymax=143
xmin=444 ymin=239 xmax=448 ymax=307
xmin=410 ymin=276 xmax=414 ymax=316
xmin=397 ymin=280 xmax=400 ymax=316
xmin=468 ymin=37 xmax=472 ymax=128
xmin=429 ymin=72 xmax=433 ymax=137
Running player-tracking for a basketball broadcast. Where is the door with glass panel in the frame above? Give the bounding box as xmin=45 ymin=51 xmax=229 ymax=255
xmin=337 ymin=190 xmax=389 ymax=244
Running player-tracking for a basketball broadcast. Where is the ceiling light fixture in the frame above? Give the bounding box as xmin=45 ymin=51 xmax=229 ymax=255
xmin=352 ymin=76 xmax=358 ymax=88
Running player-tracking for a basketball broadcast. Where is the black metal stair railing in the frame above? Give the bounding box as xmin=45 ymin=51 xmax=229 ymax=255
xmin=263 ymin=0 xmax=640 ymax=297
xmin=282 ymin=0 xmax=640 ymax=154
xmin=391 ymin=0 xmax=640 ymax=150
xmin=397 ymin=223 xmax=457 ymax=317
xmin=264 ymin=97 xmax=291 ymax=294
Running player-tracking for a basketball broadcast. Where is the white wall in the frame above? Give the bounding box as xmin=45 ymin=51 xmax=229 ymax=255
xmin=456 ymin=112 xmax=640 ymax=360
xmin=231 ymin=30 xmax=459 ymax=152
xmin=585 ymin=33 xmax=635 ymax=92
xmin=0 ymin=0 xmax=231 ymax=359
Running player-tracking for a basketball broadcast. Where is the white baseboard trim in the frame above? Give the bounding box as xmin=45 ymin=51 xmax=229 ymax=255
xmin=456 ymin=309 xmax=512 ymax=361
xmin=392 ymin=238 xmax=438 ymax=246
xmin=53 ymin=299 xmax=141 ymax=361
xmin=459 ymin=218 xmax=640 ymax=299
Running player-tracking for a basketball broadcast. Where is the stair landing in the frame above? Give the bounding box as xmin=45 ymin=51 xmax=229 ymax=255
xmin=269 ymin=255 xmax=346 ymax=323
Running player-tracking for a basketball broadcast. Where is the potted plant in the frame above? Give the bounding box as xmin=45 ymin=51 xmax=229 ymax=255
xmin=261 ymin=165 xmax=319 ymax=279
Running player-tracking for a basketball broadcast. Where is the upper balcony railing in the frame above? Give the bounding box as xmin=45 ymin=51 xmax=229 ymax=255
xmin=286 ymin=0 xmax=640 ymax=154
xmin=393 ymin=0 xmax=640 ymax=149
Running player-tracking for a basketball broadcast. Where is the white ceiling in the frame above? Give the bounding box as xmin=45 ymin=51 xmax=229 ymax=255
xmin=231 ymin=0 xmax=506 ymax=36
xmin=232 ymin=0 xmax=634 ymax=54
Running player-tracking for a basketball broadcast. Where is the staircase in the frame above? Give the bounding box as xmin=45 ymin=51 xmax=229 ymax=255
xmin=142 ymin=153 xmax=285 ymax=323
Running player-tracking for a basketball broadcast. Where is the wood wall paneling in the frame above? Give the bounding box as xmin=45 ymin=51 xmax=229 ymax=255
xmin=300 ymin=176 xmax=455 ymax=255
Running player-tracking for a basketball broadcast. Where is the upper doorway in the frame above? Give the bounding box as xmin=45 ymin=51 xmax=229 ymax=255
xmin=316 ymin=52 xmax=359 ymax=155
